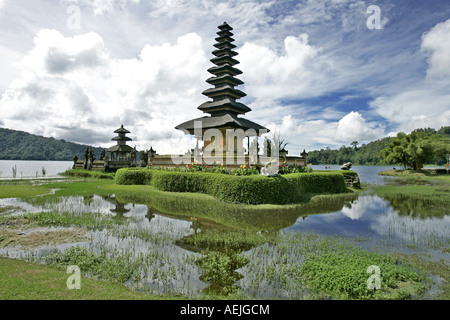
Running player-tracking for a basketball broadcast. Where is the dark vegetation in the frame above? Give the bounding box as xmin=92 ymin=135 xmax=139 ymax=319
xmin=307 ymin=126 xmax=449 ymax=166
xmin=0 ymin=127 xmax=103 ymax=160
xmin=378 ymin=129 xmax=449 ymax=169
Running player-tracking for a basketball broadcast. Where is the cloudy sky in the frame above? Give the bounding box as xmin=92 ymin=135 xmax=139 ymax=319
xmin=0 ymin=0 xmax=449 ymax=154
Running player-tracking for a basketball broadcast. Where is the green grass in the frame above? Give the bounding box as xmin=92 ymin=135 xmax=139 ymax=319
xmin=379 ymin=169 xmax=450 ymax=185
xmin=0 ymin=178 xmax=115 ymax=200
xmin=0 ymin=185 xmax=53 ymax=199
xmin=0 ymin=257 xmax=170 ymax=300
xmin=23 ymin=210 xmax=126 ymax=231
xmin=21 ymin=179 xmax=115 ymax=206
xmin=373 ymin=171 xmax=450 ymax=220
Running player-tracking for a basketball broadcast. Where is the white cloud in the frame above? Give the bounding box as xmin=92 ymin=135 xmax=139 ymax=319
xmin=262 ymin=111 xmax=384 ymax=154
xmin=0 ymin=29 xmax=209 ymax=152
xmin=421 ymin=19 xmax=450 ymax=80
xmin=335 ymin=111 xmax=385 ymax=142
xmin=370 ymin=88 xmax=450 ymax=132
xmin=238 ymin=33 xmax=340 ymax=101
xmin=370 ymin=19 xmax=450 ymax=133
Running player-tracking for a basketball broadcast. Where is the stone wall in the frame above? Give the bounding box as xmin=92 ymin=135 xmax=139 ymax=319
xmin=148 ymin=154 xmax=307 ymax=169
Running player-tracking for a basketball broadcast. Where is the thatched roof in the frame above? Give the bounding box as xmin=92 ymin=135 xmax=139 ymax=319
xmin=175 ymin=114 xmax=269 ymax=136
xmin=106 ymin=145 xmax=135 ymax=153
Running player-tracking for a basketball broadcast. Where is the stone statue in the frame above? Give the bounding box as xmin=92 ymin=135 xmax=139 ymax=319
xmin=261 ymin=158 xmax=279 ymax=177
xmin=341 ymin=162 xmax=353 ymax=170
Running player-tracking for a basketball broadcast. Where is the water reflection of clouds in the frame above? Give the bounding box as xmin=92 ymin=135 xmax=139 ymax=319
xmin=341 ymin=196 xmax=388 ymax=220
xmin=286 ymin=194 xmax=450 ymax=253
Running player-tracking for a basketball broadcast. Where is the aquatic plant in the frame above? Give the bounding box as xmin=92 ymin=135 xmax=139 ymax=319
xmin=196 ymin=251 xmax=248 ymax=295
xmin=240 ymin=233 xmax=430 ymax=300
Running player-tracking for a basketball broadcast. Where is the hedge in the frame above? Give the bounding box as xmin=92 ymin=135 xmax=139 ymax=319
xmin=62 ymin=169 xmax=115 ymax=180
xmin=115 ymin=168 xmax=350 ymax=205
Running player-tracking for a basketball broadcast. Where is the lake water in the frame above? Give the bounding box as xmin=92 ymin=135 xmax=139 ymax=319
xmin=311 ymin=164 xmax=397 ymax=185
xmin=0 ymin=160 xmax=73 ymax=179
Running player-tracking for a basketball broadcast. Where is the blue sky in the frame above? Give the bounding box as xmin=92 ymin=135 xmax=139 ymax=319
xmin=0 ymin=0 xmax=449 ymax=155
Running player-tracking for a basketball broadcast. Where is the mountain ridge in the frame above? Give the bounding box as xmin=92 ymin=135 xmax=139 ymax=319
xmin=0 ymin=127 xmax=104 ymax=161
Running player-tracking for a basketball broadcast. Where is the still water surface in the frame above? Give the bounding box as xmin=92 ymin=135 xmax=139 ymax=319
xmin=0 ymin=160 xmax=73 ymax=179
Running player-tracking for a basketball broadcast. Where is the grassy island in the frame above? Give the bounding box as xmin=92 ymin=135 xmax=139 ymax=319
xmin=114 ymin=167 xmax=357 ymax=205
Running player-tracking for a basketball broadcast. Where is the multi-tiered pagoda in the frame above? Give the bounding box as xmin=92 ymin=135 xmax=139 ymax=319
xmin=106 ymin=124 xmax=135 ymax=160
xmin=175 ymin=22 xmax=269 ymax=159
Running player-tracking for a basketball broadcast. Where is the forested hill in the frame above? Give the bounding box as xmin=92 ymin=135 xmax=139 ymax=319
xmin=307 ymin=126 xmax=450 ymax=166
xmin=307 ymin=137 xmax=391 ymax=165
xmin=0 ymin=128 xmax=104 ymax=161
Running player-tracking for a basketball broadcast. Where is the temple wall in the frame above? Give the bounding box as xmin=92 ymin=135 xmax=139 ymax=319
xmin=148 ymin=154 xmax=307 ymax=169
xmin=91 ymin=160 xmax=106 ymax=172
xmin=73 ymin=152 xmax=307 ymax=172
xmin=73 ymin=160 xmax=84 ymax=170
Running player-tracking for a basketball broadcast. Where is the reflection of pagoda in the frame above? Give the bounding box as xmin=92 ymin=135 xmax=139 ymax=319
xmin=175 ymin=22 xmax=269 ymax=158
xmin=102 ymin=195 xmax=131 ymax=218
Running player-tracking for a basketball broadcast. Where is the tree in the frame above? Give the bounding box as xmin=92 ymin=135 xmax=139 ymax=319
xmin=378 ymin=131 xmax=450 ymax=169
xmin=351 ymin=141 xmax=359 ymax=150
xmin=100 ymin=148 xmax=106 ymax=160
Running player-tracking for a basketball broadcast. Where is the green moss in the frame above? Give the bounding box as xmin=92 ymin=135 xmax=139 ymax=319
xmin=0 ymin=185 xmax=52 ymax=199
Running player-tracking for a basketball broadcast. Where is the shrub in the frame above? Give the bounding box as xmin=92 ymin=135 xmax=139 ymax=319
xmin=62 ymin=169 xmax=115 ymax=179
xmin=232 ymin=165 xmax=259 ymax=176
xmin=278 ymin=163 xmax=312 ymax=175
xmin=115 ymin=168 xmax=350 ymax=205
xmin=115 ymin=168 xmax=153 ymax=185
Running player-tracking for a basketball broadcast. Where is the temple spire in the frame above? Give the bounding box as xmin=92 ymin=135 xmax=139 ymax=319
xmin=197 ymin=22 xmax=251 ymax=117
xmin=175 ymin=22 xmax=269 ymax=138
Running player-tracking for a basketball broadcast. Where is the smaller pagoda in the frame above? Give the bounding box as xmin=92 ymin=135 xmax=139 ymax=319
xmin=106 ymin=125 xmax=135 ymax=160
xmin=103 ymin=125 xmax=137 ymax=172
